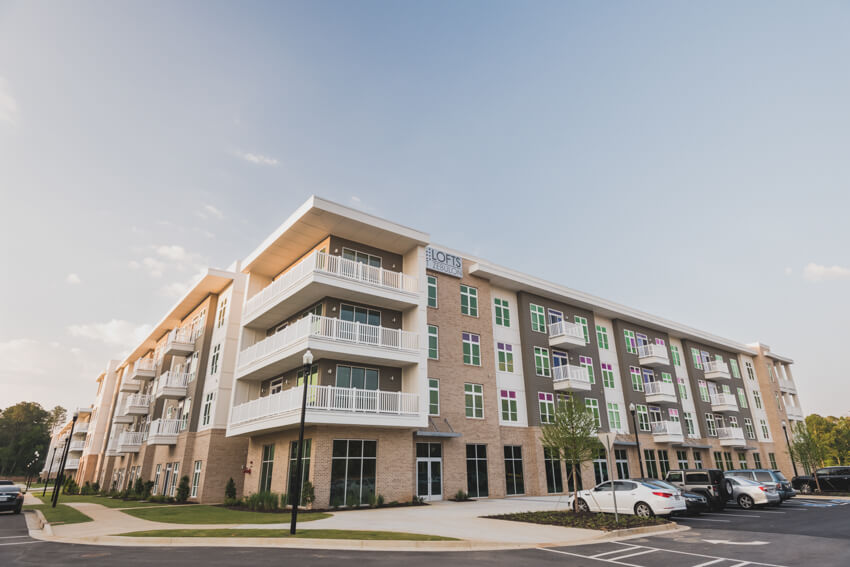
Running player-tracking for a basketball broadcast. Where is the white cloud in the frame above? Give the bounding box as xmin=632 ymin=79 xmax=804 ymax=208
xmin=142 ymin=257 xmax=166 ymax=278
xmin=234 ymin=150 xmax=279 ymax=166
xmin=784 ymin=267 xmax=793 ymax=276
xmin=202 ymin=204 xmax=224 ymax=220
xmin=67 ymin=319 xmax=153 ymax=349
xmin=0 ymin=77 xmax=18 ymax=124
xmin=156 ymin=244 xmax=190 ymax=261
xmin=802 ymin=262 xmax=850 ymax=283
xmin=65 ymin=273 xmax=81 ymax=285
xmin=159 ymin=268 xmax=207 ymax=299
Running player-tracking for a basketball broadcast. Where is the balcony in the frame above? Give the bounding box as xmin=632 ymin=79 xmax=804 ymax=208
xmin=229 ymin=384 xmax=422 ymax=437
xmin=651 ymin=420 xmax=684 ymax=443
xmin=637 ymin=344 xmax=670 ymax=367
xmin=129 ymin=358 xmax=157 ymax=381
xmin=74 ymin=423 xmax=90 ymax=434
xmin=552 ymin=364 xmax=592 ymax=392
xmin=113 ymin=410 xmax=133 ymax=425
xmin=710 ymin=392 xmax=738 ymax=413
xmin=105 ymin=438 xmax=120 ymax=457
xmin=548 ymin=320 xmax=586 ymax=350
xmin=242 ymin=251 xmax=420 ymax=330
xmin=69 ymin=440 xmax=86 ymax=452
xmin=156 ymin=371 xmax=191 ymax=399
xmin=237 ymin=314 xmax=420 ymax=382
xmin=164 ymin=329 xmax=196 ymax=357
xmin=124 ymin=394 xmax=152 ymax=416
xmin=718 ymin=427 xmax=746 ymax=447
xmin=148 ymin=419 xmax=181 ymax=445
xmin=778 ymin=378 xmax=797 ymax=394
xmin=119 ymin=377 xmax=140 ymax=393
xmin=117 ymin=431 xmax=144 ymax=453
xmin=64 ymin=459 xmax=80 ymax=470
xmin=704 ymin=360 xmax=731 ymax=380
xmin=645 ymin=381 xmax=677 ymax=404
xmin=786 ymin=406 xmax=804 ymax=420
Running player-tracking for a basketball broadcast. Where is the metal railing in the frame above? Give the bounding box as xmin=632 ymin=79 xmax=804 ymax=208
xmin=133 ymin=357 xmax=157 ymax=374
xmin=69 ymin=440 xmax=86 ymax=452
xmin=718 ymin=426 xmax=745 ymax=441
xmin=148 ymin=419 xmax=181 ymax=438
xmin=118 ymin=431 xmax=145 ymax=447
xmin=124 ymin=393 xmax=152 ymax=412
xmin=548 ymin=320 xmax=585 ymax=342
xmin=244 ymin=251 xmax=418 ymax=322
xmin=710 ymin=392 xmax=738 ymax=408
xmin=231 ymin=384 xmax=419 ymax=426
xmin=65 ymin=459 xmax=80 ymax=469
xmin=551 ymin=363 xmax=591 ymax=385
xmin=157 ymin=370 xmax=192 ymax=393
xmin=637 ymin=343 xmax=668 ymax=360
xmin=645 ymin=380 xmax=676 ymax=397
xmin=778 ymin=378 xmax=797 ymax=392
xmin=166 ymin=328 xmax=196 ymax=350
xmin=651 ymin=421 xmax=683 ymax=436
xmin=704 ymin=360 xmax=730 ymax=375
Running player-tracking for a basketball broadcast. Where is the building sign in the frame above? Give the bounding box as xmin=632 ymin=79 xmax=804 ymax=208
xmin=426 ymin=246 xmax=463 ymax=278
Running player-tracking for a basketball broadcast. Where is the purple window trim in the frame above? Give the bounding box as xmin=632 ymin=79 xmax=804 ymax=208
xmin=463 ymin=332 xmax=480 ymax=343
xmin=538 ymin=392 xmax=553 ymax=402
xmin=501 ymin=390 xmax=517 ymax=399
xmin=601 ymin=362 xmax=612 ymax=371
xmin=579 ymin=355 xmax=592 ymax=366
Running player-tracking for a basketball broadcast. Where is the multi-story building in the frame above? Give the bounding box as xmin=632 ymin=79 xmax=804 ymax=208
xmin=75 ymin=361 xmax=120 ymax=486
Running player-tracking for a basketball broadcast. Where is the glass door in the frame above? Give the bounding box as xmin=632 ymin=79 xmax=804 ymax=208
xmin=416 ymin=443 xmax=442 ymax=501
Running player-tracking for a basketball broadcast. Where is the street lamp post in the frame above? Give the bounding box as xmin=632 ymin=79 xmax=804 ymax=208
xmin=781 ymin=420 xmax=799 ymax=477
xmin=290 ymin=350 xmax=313 ymax=535
xmin=52 ymin=413 xmax=78 ymax=508
xmin=628 ymin=403 xmax=645 ymax=478
xmin=25 ymin=451 xmax=39 ymax=491
xmin=43 ymin=447 xmax=58 ymax=497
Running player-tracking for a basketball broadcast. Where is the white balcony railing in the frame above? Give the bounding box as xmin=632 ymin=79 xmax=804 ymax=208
xmin=548 ymin=320 xmax=585 ymax=342
xmin=148 ymin=419 xmax=181 ymax=444
xmin=238 ymin=314 xmax=419 ymax=371
xmin=124 ymin=393 xmax=152 ymax=414
xmin=165 ymin=328 xmax=196 ymax=352
xmin=74 ymin=423 xmax=90 ymax=434
xmin=786 ymin=406 xmax=804 ymax=420
xmin=65 ymin=459 xmax=80 ymax=470
xmin=134 ymin=357 xmax=157 ymax=375
xmin=117 ymin=431 xmax=145 ymax=451
xmin=778 ymin=378 xmax=797 ymax=393
xmin=157 ymin=370 xmax=192 ymax=397
xmin=710 ymin=392 xmax=738 ymax=409
xmin=231 ymin=384 xmax=419 ymax=426
xmin=244 ymin=251 xmax=419 ymax=323
xmin=637 ymin=343 xmax=669 ymax=363
xmin=551 ymin=363 xmax=592 ymax=387
xmin=704 ymin=360 xmax=730 ymax=377
xmin=69 ymin=440 xmax=86 ymax=452
xmin=718 ymin=427 xmax=745 ymax=441
xmin=105 ymin=437 xmax=120 ymax=456
xmin=651 ymin=420 xmax=683 ymax=436
xmin=645 ymin=380 xmax=676 ymax=398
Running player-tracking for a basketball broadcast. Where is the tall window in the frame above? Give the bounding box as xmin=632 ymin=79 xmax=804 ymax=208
xmin=744 ymin=418 xmax=756 ymax=439
xmin=530 ymin=304 xmax=547 ymax=333
xmin=179 ymin=398 xmax=191 ymax=431
xmin=644 ymin=449 xmax=658 ymax=478
xmin=500 ymin=390 xmax=518 ymax=422
xmin=534 ymin=346 xmax=551 ymax=377
xmin=579 ymin=355 xmax=595 ymax=384
xmin=596 ymin=325 xmax=609 ymax=349
xmin=543 ymin=447 xmax=563 ymax=493
xmin=210 ymin=344 xmax=221 ymax=375
xmin=288 ymin=439 xmax=312 ymax=505
xmin=494 ymin=298 xmax=510 ymax=327
xmin=737 ymin=387 xmax=748 ymax=408
xmin=496 ymin=342 xmax=514 ymax=372
xmin=723 ymin=452 xmax=734 ymax=471
xmin=462 ymin=332 xmax=481 ymax=366
xmin=217 ymin=298 xmax=228 ymax=328
xmin=460 ymin=285 xmax=478 ymax=316
xmin=658 ymin=450 xmax=670 ymax=476
xmin=698 ymin=380 xmax=709 ymax=402
xmin=169 ymin=462 xmax=180 ymax=497
xmin=428 ymin=379 xmax=439 ymax=416
xmin=428 ymin=325 xmax=439 ymax=359
xmin=676 ymin=450 xmax=689 ymax=470
xmin=607 ymin=402 xmax=621 ymax=430
xmin=504 ymin=446 xmax=524 ymax=495
xmin=601 ymin=363 xmax=615 ymax=388
xmin=691 ymin=348 xmax=703 ymax=369
xmin=677 ymin=377 xmax=688 ymax=400
xmin=201 ymin=392 xmax=214 ymax=426
xmin=585 ymin=398 xmax=601 ymax=429
xmin=539 ymin=392 xmax=555 ymax=424
xmin=693 ymin=451 xmax=703 ymax=469
xmin=191 ymin=460 xmax=202 ymax=498
xmin=760 ymin=419 xmax=770 ymax=439
xmin=615 ymin=449 xmax=630 ymax=479
xmin=745 ymin=361 xmax=755 ymax=381
xmin=754 ymin=390 xmax=763 ymax=409
xmin=753 ymin=453 xmax=762 ymax=468
xmin=661 ymin=371 xmax=673 ymax=384
xmin=342 ymin=248 xmax=381 ymax=266
xmin=335 ymin=365 xmax=378 ymax=389
xmin=683 ymin=413 xmax=695 ymax=436
xmin=768 ymin=453 xmax=777 ymax=469
xmin=730 ymin=359 xmax=741 ymax=378
xmin=330 ymin=440 xmax=376 ymax=507
xmin=465 ymin=383 xmax=484 ymax=418
xmin=670 ymin=345 xmax=681 ymax=366
xmin=624 ymin=330 xmax=637 ymax=354
xmin=714 ymin=451 xmax=724 ymax=470
xmin=260 ymin=444 xmax=275 ymax=492
xmin=427 ymin=276 xmax=438 ymax=308
xmin=738 ymin=452 xmax=748 ymax=469
xmin=574 ymin=316 xmax=589 ymax=343
xmin=466 ymin=444 xmax=488 ymax=498
xmin=636 ymin=404 xmax=650 ymax=431
xmin=705 ymin=414 xmax=717 ymax=437
xmin=153 ymin=464 xmax=161 ymax=494
xmin=630 ymin=366 xmax=643 ymax=391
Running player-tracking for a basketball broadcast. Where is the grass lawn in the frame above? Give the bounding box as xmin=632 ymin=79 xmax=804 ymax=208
xmin=29 ymin=494 xmax=167 ymax=508
xmin=25 ymin=504 xmax=92 ymax=525
xmin=124 ymin=505 xmax=332 ymax=525
xmin=118 ymin=528 xmax=456 ymax=541
xmin=486 ymin=510 xmax=668 ymax=531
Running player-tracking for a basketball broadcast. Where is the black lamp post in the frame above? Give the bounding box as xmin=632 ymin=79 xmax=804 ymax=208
xmin=42 ymin=446 xmax=58 ymax=497
xmin=290 ymin=349 xmax=313 ymax=535
xmin=629 ymin=403 xmax=645 ymax=478
xmin=25 ymin=451 xmax=39 ymax=491
xmin=52 ymin=413 xmax=78 ymax=508
xmin=781 ymin=420 xmax=799 ymax=477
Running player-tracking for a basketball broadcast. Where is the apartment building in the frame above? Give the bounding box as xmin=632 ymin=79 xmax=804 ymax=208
xmin=75 ymin=361 xmax=120 ymax=485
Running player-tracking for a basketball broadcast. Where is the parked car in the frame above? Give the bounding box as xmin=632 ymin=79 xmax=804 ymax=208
xmin=569 ymin=479 xmax=687 ymax=517
xmin=792 ymin=467 xmax=850 ymax=494
xmin=664 ymin=469 xmax=728 ymax=511
xmin=634 ymin=478 xmax=707 ymax=515
xmin=724 ymin=476 xmax=781 ymax=509
xmin=726 ymin=469 xmax=794 ymax=501
xmin=0 ymin=480 xmax=14 ymax=486
xmin=0 ymin=486 xmax=23 ymax=514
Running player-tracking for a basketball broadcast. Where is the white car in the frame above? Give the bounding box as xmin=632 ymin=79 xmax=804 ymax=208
xmin=569 ymin=480 xmax=687 ymax=517
xmin=724 ymin=476 xmax=781 ymax=509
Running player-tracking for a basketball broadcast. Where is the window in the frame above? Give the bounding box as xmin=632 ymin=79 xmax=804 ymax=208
xmin=585 ymin=398 xmax=601 ymax=429
xmin=676 ymin=450 xmax=689 ymax=470
xmin=760 ymin=419 xmax=770 ymax=439
xmin=427 ymin=276 xmax=438 ymax=308
xmin=534 ymin=346 xmax=551 ymax=377
xmin=462 ymin=333 xmax=481 ymax=366
xmin=601 ymin=363 xmax=615 ymax=388
xmin=724 ymin=452 xmax=734 ymax=471
xmin=500 ymin=390 xmax=518 ymax=422
xmin=340 ymin=304 xmax=381 ymax=326
xmin=201 ymin=392 xmax=214 ymax=426
xmin=260 ymin=444 xmax=275 ymax=492
xmin=624 ymin=330 xmax=637 ymax=354
xmin=216 ymin=297 xmax=228 ymax=328
xmin=698 ymin=380 xmax=709 ymax=402
xmin=677 ymin=377 xmax=688 ymax=400
xmin=644 ymin=450 xmax=659 ymax=478
xmin=596 ymin=325 xmax=609 ymax=349
xmin=466 ymin=444 xmax=488 ymax=498
xmin=494 ymin=298 xmax=510 ymax=327
xmin=768 ymin=453 xmax=777 ymax=469
xmin=661 ymin=371 xmax=673 ymax=384
xmin=335 ymin=365 xmax=378 ymax=389
xmin=744 ymin=418 xmax=756 ymax=439
xmin=745 ymin=361 xmax=755 ymax=381
xmin=330 ymin=440 xmax=376 ymax=506
xmin=530 ymin=304 xmax=547 ymax=333
xmin=153 ymin=464 xmax=162 ymax=494
xmin=169 ymin=462 xmax=180 ymax=497
xmin=691 ymin=348 xmax=703 ymax=369
xmin=658 ymin=450 xmax=670 ymax=476
xmin=668 ymin=408 xmax=680 ymax=422
xmin=191 ymin=461 xmax=202 ymax=498
xmin=593 ymin=448 xmax=609 ymax=484
xmin=615 ymin=449 xmax=630 ymax=479
xmin=683 ymin=412 xmax=696 ymax=436
xmin=753 ymin=390 xmax=763 ymax=409
xmin=460 ymin=285 xmax=478 ymax=317
xmin=730 ymin=359 xmax=741 ymax=378
xmin=737 ymin=387 xmax=748 ymax=409
xmin=713 ymin=451 xmax=724 ymax=470
xmin=579 ymin=355 xmax=595 ymax=384
xmin=210 ymin=343 xmax=221 ymax=375
xmin=693 ymin=451 xmax=704 ymax=469
xmin=342 ymin=247 xmax=381 ymax=267
xmin=497 ymin=342 xmax=514 ymax=372
xmin=544 ymin=447 xmax=563 ymax=493
xmin=465 ymin=383 xmax=484 ymax=418
xmin=504 ymin=446 xmax=524 ymax=495
xmin=574 ymin=316 xmax=589 ymax=343
xmin=636 ymin=404 xmax=650 ymax=431
xmin=428 ymin=379 xmax=439 ymax=416
xmin=630 ymin=366 xmax=644 ymax=391
xmin=607 ymin=402 xmax=621 ymax=430
xmin=670 ymin=345 xmax=681 ymax=366
xmin=288 ymin=439 xmax=312 ymax=505
xmin=428 ymin=325 xmax=439 ymax=359
xmin=738 ymin=452 xmax=748 ymax=469
xmin=705 ymin=414 xmax=717 ymax=437
xmin=539 ymin=392 xmax=555 ymax=424
xmin=179 ymin=398 xmax=191 ymax=431
xmin=753 ymin=453 xmax=763 ymax=468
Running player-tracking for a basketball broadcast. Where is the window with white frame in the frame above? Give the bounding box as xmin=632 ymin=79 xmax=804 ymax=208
xmin=460 ymin=285 xmax=478 ymax=317
xmin=729 ymin=358 xmax=741 ymax=378
xmin=539 ymin=392 xmax=555 ymax=424
xmin=534 ymin=346 xmax=551 ymax=377
xmin=429 ymin=379 xmax=439 ymax=416
xmin=601 ymin=363 xmax=615 ymax=388
xmin=698 ymin=380 xmax=709 ymax=402
xmin=500 ymin=389 xmax=518 ymax=422
xmin=201 ymin=392 xmax=214 ymax=426
xmin=427 ymin=276 xmax=438 ymax=308
xmin=691 ymin=348 xmax=703 ymax=369
xmin=574 ymin=316 xmax=589 ymax=343
xmin=760 ymin=419 xmax=770 ymax=439
xmin=210 ymin=344 xmax=221 ymax=375
xmin=216 ymin=298 xmax=228 ymax=328
xmin=745 ymin=361 xmax=755 ymax=380
xmin=683 ymin=412 xmax=695 ymax=436
xmin=624 ymin=330 xmax=637 ymax=354
xmin=497 ymin=342 xmax=514 ymax=372
xmin=737 ymin=387 xmax=748 ymax=408
xmin=462 ymin=332 xmax=480 ymax=366
xmin=705 ymin=414 xmax=717 ymax=437
xmin=465 ymin=383 xmax=484 ymax=418
xmin=494 ymin=298 xmax=510 ymax=327
xmin=636 ymin=404 xmax=650 ymax=431
xmin=753 ymin=390 xmax=763 ymax=409
xmin=191 ymin=460 xmax=202 ymax=498
xmin=607 ymin=402 xmax=621 ymax=430
xmin=428 ymin=325 xmax=439 ymax=359
xmin=585 ymin=398 xmax=601 ymax=429
xmin=677 ymin=377 xmax=688 ymax=400
xmin=744 ymin=418 xmax=756 ymax=439
xmin=530 ymin=304 xmax=547 ymax=333
xmin=596 ymin=325 xmax=609 ymax=349
xmin=630 ymin=366 xmax=643 ymax=391
xmin=579 ymin=355 xmax=595 ymax=384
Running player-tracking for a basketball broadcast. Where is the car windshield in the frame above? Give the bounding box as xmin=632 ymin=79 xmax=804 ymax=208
xmin=773 ymin=471 xmax=788 ymax=481
xmin=0 ymin=486 xmax=20 ymax=494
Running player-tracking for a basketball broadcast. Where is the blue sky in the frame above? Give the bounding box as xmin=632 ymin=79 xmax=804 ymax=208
xmin=1 ymin=1 xmax=848 ymax=415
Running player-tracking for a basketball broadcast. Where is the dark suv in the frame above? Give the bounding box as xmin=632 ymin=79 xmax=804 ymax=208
xmin=726 ymin=469 xmax=795 ymax=501
xmin=665 ymin=469 xmax=728 ymax=511
xmin=793 ymin=467 xmax=850 ymax=494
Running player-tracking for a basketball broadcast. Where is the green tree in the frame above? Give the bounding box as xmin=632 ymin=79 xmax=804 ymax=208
xmin=790 ymin=421 xmax=824 ymax=491
xmin=176 ymin=475 xmax=191 ymax=503
xmin=0 ymin=402 xmax=51 ymax=475
xmin=541 ymin=396 xmax=601 ymax=512
xmin=46 ymin=406 xmax=67 ymax=433
xmin=225 ymin=477 xmax=236 ymax=500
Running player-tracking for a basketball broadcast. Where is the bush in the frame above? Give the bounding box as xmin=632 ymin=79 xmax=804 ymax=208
xmin=245 ymin=491 xmax=280 ymax=512
xmin=92 ymin=482 xmax=100 ymax=493
xmin=133 ymin=478 xmax=145 ymax=498
xmin=142 ymin=481 xmax=154 ymax=500
xmin=300 ymin=481 xmax=315 ymax=506
xmin=62 ymin=477 xmax=79 ymax=495
xmin=80 ymin=481 xmax=94 ymax=495
xmin=176 ymin=475 xmax=190 ymax=503
xmin=223 ymin=497 xmax=242 ymax=507
xmin=225 ymin=478 xmax=237 ymax=500
xmin=453 ymin=490 xmax=470 ymax=502
xmin=330 ymin=496 xmax=343 ymax=509
xmin=377 ymin=494 xmax=385 ymax=507
xmin=346 ymin=486 xmax=361 ymax=508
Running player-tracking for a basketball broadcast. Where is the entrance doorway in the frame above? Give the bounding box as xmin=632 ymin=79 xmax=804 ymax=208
xmin=416 ymin=442 xmax=443 ymax=501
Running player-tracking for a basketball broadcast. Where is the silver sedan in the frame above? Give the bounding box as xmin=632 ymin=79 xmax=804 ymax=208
xmin=724 ymin=476 xmax=781 ymax=509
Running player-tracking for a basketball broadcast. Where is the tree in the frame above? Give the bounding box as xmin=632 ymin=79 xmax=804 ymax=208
xmin=46 ymin=406 xmax=67 ymax=434
xmin=0 ymin=402 xmax=51 ymax=476
xmin=541 ymin=395 xmax=602 ymax=512
xmin=176 ymin=475 xmax=191 ymax=503
xmin=225 ymin=478 xmax=236 ymax=500
xmin=790 ymin=421 xmax=824 ymax=491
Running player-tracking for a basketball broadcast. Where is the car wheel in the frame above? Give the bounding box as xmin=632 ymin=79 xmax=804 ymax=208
xmin=13 ymin=506 xmax=21 ymax=514
xmin=800 ymin=484 xmax=812 ymax=495
xmin=576 ymin=498 xmax=590 ymax=513
xmin=634 ymin=502 xmax=654 ymax=518
xmin=725 ymin=479 xmax=734 ymax=495
xmin=738 ymin=494 xmax=754 ymax=510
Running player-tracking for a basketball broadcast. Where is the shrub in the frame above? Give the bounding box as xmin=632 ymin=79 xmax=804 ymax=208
xmin=142 ymin=481 xmax=154 ymax=500
xmin=300 ymin=481 xmax=315 ymax=506
xmin=346 ymin=486 xmax=361 ymax=508
xmin=92 ymin=482 xmax=100 ymax=493
xmin=80 ymin=481 xmax=94 ymax=495
xmin=246 ymin=491 xmax=279 ymax=512
xmin=223 ymin=497 xmax=241 ymax=507
xmin=368 ymin=492 xmax=378 ymax=508
xmin=176 ymin=475 xmax=191 ymax=503
xmin=376 ymin=494 xmax=385 ymax=507
xmin=63 ymin=477 xmax=79 ymax=495
xmin=133 ymin=478 xmax=145 ymax=498
xmin=225 ymin=478 xmax=237 ymax=500
xmin=330 ymin=496 xmax=343 ymax=509
xmin=454 ymin=490 xmax=470 ymax=502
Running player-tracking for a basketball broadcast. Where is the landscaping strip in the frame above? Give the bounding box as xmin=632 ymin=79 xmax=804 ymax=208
xmin=124 ymin=505 xmax=331 ymax=524
xmin=117 ymin=528 xmax=456 ymax=541
xmin=25 ymin=504 xmax=93 ymax=525
xmin=30 ymin=494 xmax=167 ymax=508
xmin=486 ymin=510 xmax=668 ymax=531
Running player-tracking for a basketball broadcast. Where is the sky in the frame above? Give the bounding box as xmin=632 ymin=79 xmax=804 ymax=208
xmin=1 ymin=1 xmax=849 ymax=417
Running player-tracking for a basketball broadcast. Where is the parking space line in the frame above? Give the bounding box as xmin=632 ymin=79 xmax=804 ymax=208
xmin=0 ymin=541 xmax=42 ymax=547
xmin=591 ymin=546 xmax=640 ymax=558
xmin=0 ymin=535 xmax=29 ymax=539
xmin=539 ymin=544 xmax=788 ymax=567
xmin=703 ymin=512 xmax=759 ymax=518
xmin=607 ymin=549 xmax=657 ymax=561
xmin=690 ymin=560 xmax=725 ymax=567
xmin=676 ymin=516 xmax=730 ymax=522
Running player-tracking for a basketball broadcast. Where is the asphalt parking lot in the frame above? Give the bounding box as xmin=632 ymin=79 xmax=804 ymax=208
xmin=1 ymin=498 xmax=848 ymax=566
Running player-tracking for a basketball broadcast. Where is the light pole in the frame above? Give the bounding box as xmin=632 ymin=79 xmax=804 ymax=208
xmin=52 ymin=413 xmax=78 ymax=508
xmin=781 ymin=420 xmax=799 ymax=477
xmin=290 ymin=349 xmax=313 ymax=535
xmin=628 ymin=403 xmax=645 ymax=478
xmin=25 ymin=451 xmax=39 ymax=491
xmin=43 ymin=447 xmax=58 ymax=497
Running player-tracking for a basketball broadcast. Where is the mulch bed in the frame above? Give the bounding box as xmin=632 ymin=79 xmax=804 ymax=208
xmin=486 ymin=510 xmax=668 ymax=531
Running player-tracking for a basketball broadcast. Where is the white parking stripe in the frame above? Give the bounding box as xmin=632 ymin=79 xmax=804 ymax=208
xmin=0 ymin=535 xmax=29 ymax=539
xmin=538 ymin=544 xmax=788 ymax=567
xmin=676 ymin=516 xmax=730 ymax=522
xmin=591 ymin=546 xmax=640 ymax=558
xmin=607 ymin=549 xmax=657 ymax=561
xmin=690 ymin=560 xmax=725 ymax=567
xmin=0 ymin=541 xmax=42 ymax=547
xmin=703 ymin=512 xmax=759 ymax=518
